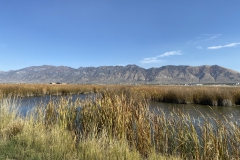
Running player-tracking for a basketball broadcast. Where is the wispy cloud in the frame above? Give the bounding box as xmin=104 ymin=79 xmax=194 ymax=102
xmin=140 ymin=57 xmax=161 ymax=64
xmin=157 ymin=50 xmax=182 ymax=57
xmin=207 ymin=42 xmax=240 ymax=50
xmin=197 ymin=46 xmax=203 ymax=49
xmin=202 ymin=34 xmax=221 ymax=41
xmin=189 ymin=34 xmax=221 ymax=44
xmin=140 ymin=50 xmax=182 ymax=64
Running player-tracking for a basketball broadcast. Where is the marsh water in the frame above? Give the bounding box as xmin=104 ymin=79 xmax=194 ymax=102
xmin=17 ymin=94 xmax=240 ymax=124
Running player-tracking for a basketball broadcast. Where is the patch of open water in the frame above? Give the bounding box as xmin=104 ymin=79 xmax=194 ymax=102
xmin=15 ymin=94 xmax=240 ymax=124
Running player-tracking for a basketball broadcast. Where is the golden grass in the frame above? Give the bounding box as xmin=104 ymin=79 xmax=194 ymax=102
xmin=1 ymin=88 xmax=240 ymax=159
xmin=0 ymin=84 xmax=104 ymax=97
xmin=1 ymin=84 xmax=240 ymax=106
xmin=0 ymin=92 xmax=180 ymax=159
xmin=133 ymin=85 xmax=240 ymax=106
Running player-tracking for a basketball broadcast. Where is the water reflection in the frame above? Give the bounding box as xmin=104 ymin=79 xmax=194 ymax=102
xmin=17 ymin=95 xmax=240 ymax=124
xmin=18 ymin=94 xmax=87 ymax=116
xmin=150 ymin=102 xmax=240 ymax=124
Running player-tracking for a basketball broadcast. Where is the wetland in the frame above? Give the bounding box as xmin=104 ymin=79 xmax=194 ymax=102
xmin=1 ymin=84 xmax=240 ymax=159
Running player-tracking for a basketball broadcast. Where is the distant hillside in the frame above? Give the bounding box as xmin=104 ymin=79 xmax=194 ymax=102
xmin=0 ymin=65 xmax=240 ymax=84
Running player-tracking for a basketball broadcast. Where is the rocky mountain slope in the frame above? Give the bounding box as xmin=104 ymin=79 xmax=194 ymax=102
xmin=0 ymin=65 xmax=240 ymax=84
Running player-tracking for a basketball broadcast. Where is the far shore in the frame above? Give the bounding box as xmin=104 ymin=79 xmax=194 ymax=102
xmin=0 ymin=83 xmax=240 ymax=106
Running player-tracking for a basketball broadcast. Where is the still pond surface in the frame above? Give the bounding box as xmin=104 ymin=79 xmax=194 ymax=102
xmin=17 ymin=94 xmax=240 ymax=124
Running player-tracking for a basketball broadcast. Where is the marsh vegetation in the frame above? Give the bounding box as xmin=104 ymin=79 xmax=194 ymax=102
xmin=0 ymin=84 xmax=240 ymax=159
xmin=1 ymin=84 xmax=240 ymax=106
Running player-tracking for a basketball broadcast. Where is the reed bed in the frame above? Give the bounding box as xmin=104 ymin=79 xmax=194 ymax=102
xmin=1 ymin=89 xmax=240 ymax=159
xmin=0 ymin=84 xmax=104 ymax=97
xmin=133 ymin=85 xmax=240 ymax=106
xmin=1 ymin=84 xmax=240 ymax=106
xmin=0 ymin=92 xmax=178 ymax=160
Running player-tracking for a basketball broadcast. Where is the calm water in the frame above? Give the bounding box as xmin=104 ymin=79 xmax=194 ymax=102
xmin=16 ymin=94 xmax=240 ymax=123
xmin=18 ymin=94 xmax=87 ymax=116
xmin=150 ymin=102 xmax=240 ymax=124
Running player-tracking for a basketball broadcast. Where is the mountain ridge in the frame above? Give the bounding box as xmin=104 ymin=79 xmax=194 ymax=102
xmin=0 ymin=65 xmax=240 ymax=84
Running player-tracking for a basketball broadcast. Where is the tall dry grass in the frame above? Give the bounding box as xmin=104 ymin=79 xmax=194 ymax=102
xmin=1 ymin=84 xmax=240 ymax=106
xmin=1 ymin=88 xmax=240 ymax=159
xmin=0 ymin=91 xmax=180 ymax=159
xmin=135 ymin=85 xmax=240 ymax=106
xmin=0 ymin=84 xmax=104 ymax=98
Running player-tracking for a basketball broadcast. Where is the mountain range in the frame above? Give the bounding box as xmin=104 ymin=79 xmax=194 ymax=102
xmin=0 ymin=65 xmax=240 ymax=84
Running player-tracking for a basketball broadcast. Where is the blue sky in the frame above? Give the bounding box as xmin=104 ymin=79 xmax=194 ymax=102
xmin=1 ymin=0 xmax=240 ymax=72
